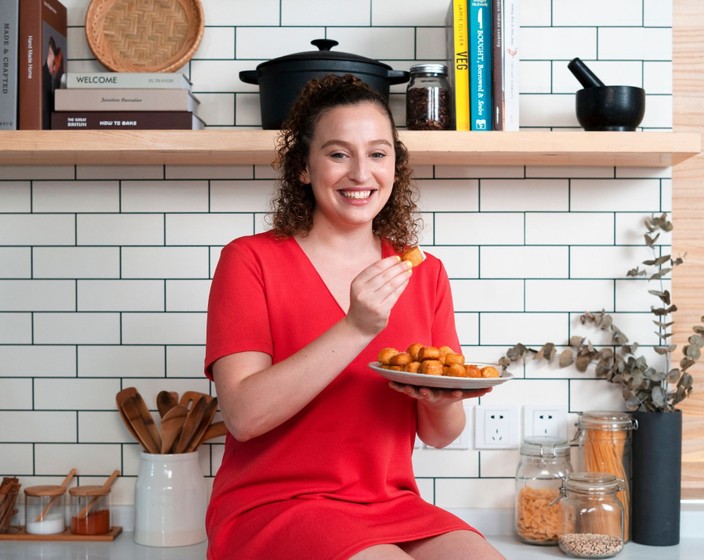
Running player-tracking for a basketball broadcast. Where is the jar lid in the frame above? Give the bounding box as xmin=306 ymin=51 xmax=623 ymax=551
xmin=24 ymin=485 xmax=65 ymax=497
xmin=410 ymin=63 xmax=448 ymax=75
xmin=520 ymin=436 xmax=571 ymax=457
xmin=578 ymin=411 xmax=634 ymax=431
xmin=69 ymin=485 xmax=109 ymax=497
xmin=563 ymin=472 xmax=624 ymax=494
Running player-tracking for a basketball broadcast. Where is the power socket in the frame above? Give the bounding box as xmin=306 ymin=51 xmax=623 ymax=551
xmin=523 ymin=406 xmax=568 ymax=440
xmin=474 ymin=405 xmax=520 ymax=449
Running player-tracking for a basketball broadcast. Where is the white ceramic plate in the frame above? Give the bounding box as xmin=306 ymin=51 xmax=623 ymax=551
xmin=368 ymin=362 xmax=513 ymax=390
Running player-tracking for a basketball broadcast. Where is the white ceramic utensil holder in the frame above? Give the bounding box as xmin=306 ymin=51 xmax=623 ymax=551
xmin=134 ymin=451 xmax=207 ymax=547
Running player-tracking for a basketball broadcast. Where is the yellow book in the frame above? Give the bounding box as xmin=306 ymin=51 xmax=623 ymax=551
xmin=446 ymin=0 xmax=470 ymax=130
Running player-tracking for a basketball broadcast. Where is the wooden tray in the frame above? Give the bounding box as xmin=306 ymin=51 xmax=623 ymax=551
xmin=0 ymin=525 xmax=122 ymax=541
xmin=85 ymin=0 xmax=204 ymax=72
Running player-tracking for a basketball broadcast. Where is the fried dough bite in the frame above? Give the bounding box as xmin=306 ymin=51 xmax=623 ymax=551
xmin=481 ymin=365 xmax=500 ymax=378
xmin=464 ymin=364 xmax=483 ymax=378
xmin=389 ymin=352 xmax=412 ymax=366
xmin=444 ymin=353 xmax=465 ymax=367
xmin=401 ymin=246 xmax=426 ymax=268
xmin=406 ymin=342 xmax=424 ymax=361
xmin=378 ymin=347 xmax=399 ymax=365
xmin=445 ymin=363 xmax=466 ymax=377
xmin=420 ymin=360 xmax=443 ymax=376
xmin=418 ymin=346 xmax=440 ymax=361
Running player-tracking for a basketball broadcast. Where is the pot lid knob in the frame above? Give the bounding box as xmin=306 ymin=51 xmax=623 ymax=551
xmin=311 ymin=38 xmax=339 ymax=52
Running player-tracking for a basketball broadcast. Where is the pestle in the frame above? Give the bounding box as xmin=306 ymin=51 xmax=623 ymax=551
xmin=568 ymin=58 xmax=605 ymax=88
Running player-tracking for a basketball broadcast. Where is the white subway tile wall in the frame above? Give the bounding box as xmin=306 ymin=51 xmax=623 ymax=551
xmin=0 ymin=0 xmax=673 ymax=513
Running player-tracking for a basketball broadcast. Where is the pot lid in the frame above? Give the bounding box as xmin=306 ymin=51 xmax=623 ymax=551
xmin=257 ymin=39 xmax=394 ymax=70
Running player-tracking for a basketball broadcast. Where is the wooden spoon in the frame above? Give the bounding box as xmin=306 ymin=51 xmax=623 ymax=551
xmin=115 ymin=386 xmax=140 ymax=442
xmin=160 ymin=404 xmax=188 ymax=453
xmin=76 ymin=469 xmax=120 ymax=520
xmin=133 ymin=391 xmax=162 ymax=453
xmin=156 ymin=390 xmax=178 ymax=418
xmin=121 ymin=395 xmax=160 ymax=453
xmin=200 ymin=421 xmax=228 ymax=443
xmin=186 ymin=397 xmax=219 ymax=452
xmin=35 ymin=468 xmax=76 ymax=522
xmin=175 ymin=396 xmax=207 ymax=453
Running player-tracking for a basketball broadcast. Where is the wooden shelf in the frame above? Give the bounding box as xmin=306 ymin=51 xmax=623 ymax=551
xmin=0 ymin=130 xmax=699 ymax=167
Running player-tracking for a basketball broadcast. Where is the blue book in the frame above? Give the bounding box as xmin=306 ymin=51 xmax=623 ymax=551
xmin=469 ymin=0 xmax=493 ymax=131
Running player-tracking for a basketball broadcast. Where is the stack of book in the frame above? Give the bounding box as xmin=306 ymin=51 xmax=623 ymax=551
xmin=445 ymin=0 xmax=519 ymax=131
xmin=1 ymin=0 xmax=68 ymax=130
xmin=51 ymin=72 xmax=205 ymax=130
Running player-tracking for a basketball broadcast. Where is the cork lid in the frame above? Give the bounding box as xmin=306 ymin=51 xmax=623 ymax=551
xmin=69 ymin=485 xmax=110 ymax=497
xmin=24 ymin=485 xmax=65 ymax=498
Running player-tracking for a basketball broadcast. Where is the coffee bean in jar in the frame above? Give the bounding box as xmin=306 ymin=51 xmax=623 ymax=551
xmin=406 ymin=64 xmax=451 ymax=130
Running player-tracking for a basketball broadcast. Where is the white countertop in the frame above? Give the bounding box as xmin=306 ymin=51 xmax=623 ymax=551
xmin=0 ymin=532 xmax=701 ymax=560
xmin=1 ymin=504 xmax=702 ymax=559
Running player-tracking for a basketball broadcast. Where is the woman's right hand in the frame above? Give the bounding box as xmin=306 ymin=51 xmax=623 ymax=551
xmin=345 ymin=256 xmax=413 ymax=337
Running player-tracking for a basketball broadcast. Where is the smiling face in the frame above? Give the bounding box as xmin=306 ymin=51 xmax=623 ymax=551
xmin=300 ymin=101 xmax=396 ymax=234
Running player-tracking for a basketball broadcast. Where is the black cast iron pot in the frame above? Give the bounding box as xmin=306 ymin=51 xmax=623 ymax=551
xmin=240 ymin=39 xmax=410 ymax=129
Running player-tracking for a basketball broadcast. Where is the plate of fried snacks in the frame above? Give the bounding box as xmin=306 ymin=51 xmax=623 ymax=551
xmin=369 ymin=343 xmax=513 ymax=390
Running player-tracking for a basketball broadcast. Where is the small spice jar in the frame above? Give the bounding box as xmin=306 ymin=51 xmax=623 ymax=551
xmin=405 ymin=64 xmax=452 ymax=130
xmin=557 ymin=472 xmax=625 ymax=558
xmin=69 ymin=485 xmax=111 ymax=535
xmin=24 ymin=485 xmax=66 ymax=535
xmin=575 ymin=411 xmax=634 ymax=541
xmin=515 ymin=436 xmax=573 ymax=545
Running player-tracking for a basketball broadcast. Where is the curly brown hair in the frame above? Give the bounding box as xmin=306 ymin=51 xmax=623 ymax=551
xmin=269 ymin=74 xmax=421 ymax=252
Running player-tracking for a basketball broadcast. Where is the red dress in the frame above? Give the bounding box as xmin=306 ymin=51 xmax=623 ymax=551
xmin=204 ymin=232 xmax=478 ymax=559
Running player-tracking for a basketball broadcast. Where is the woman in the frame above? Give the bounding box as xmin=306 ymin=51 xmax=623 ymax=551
xmin=205 ymin=74 xmax=505 ymax=559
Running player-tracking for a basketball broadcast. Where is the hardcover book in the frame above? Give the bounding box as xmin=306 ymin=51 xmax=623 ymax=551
xmin=53 ymin=88 xmax=201 ymax=113
xmin=18 ymin=0 xmax=67 ymax=129
xmin=469 ymin=0 xmax=492 ymax=131
xmin=502 ymin=0 xmax=520 ymax=131
xmin=0 ymin=0 xmax=20 ymax=130
xmin=51 ymin=111 xmax=205 ymax=130
xmin=491 ymin=0 xmax=504 ymax=130
xmin=445 ymin=0 xmax=470 ymax=131
xmin=62 ymin=72 xmax=192 ymax=90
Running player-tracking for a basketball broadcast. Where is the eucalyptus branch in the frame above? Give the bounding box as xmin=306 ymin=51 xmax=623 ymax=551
xmin=498 ymin=214 xmax=698 ymax=412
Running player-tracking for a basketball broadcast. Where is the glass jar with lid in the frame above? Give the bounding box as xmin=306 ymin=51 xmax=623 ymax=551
xmin=557 ymin=472 xmax=625 ymax=558
xmin=515 ymin=435 xmax=573 ymax=545
xmin=24 ymin=485 xmax=67 ymax=535
xmin=575 ymin=411 xmax=634 ymax=541
xmin=69 ymin=485 xmax=111 ymax=535
xmin=405 ymin=64 xmax=452 ymax=130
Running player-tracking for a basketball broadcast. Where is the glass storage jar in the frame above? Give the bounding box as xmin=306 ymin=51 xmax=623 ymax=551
xmin=69 ymin=485 xmax=111 ymax=535
xmin=405 ymin=64 xmax=451 ymax=130
xmin=575 ymin=411 xmax=634 ymax=541
xmin=24 ymin=485 xmax=66 ymax=535
xmin=557 ymin=472 xmax=625 ymax=558
xmin=515 ymin=435 xmax=573 ymax=545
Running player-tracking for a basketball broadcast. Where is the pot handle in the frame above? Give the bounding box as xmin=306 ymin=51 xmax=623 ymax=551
xmin=239 ymin=70 xmax=259 ymax=85
xmin=387 ymin=70 xmax=410 ymax=85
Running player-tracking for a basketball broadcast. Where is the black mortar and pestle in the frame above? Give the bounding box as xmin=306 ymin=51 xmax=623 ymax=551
xmin=568 ymin=58 xmax=645 ymax=131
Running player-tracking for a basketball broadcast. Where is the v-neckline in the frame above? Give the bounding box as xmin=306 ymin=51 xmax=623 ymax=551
xmin=291 ymin=236 xmax=392 ymax=315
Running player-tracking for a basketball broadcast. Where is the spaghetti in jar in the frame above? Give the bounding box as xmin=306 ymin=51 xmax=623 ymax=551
xmin=575 ymin=411 xmax=635 ymax=542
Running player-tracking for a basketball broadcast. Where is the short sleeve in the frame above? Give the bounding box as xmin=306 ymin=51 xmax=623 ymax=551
xmin=204 ymin=238 xmax=273 ymax=379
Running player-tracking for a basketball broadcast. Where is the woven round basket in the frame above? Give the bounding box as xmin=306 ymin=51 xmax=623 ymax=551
xmin=85 ymin=0 xmax=205 ymax=73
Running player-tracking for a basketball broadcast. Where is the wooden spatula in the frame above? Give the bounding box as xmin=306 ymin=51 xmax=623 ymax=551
xmin=132 ymin=391 xmax=162 ymax=453
xmin=160 ymin=404 xmax=188 ymax=454
xmin=175 ymin=396 xmax=207 ymax=453
xmin=121 ymin=395 xmax=160 ymax=453
xmin=186 ymin=397 xmax=219 ymax=452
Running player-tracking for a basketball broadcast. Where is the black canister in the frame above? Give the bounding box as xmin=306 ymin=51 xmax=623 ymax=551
xmin=405 ymin=64 xmax=451 ymax=130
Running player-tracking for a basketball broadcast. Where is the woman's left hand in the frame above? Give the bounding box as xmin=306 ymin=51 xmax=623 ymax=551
xmin=388 ymin=382 xmax=492 ymax=405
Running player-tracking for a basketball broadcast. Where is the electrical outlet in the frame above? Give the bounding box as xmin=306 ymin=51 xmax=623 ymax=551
xmin=523 ymin=406 xmax=568 ymax=440
xmin=475 ymin=405 xmax=520 ymax=449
